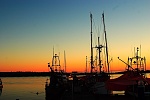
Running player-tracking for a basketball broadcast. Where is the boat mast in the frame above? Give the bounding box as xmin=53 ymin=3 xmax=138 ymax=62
xmin=86 ymin=56 xmax=87 ymax=73
xmin=136 ymin=47 xmax=139 ymax=70
xmin=64 ymin=50 xmax=66 ymax=72
xmin=95 ymin=36 xmax=103 ymax=73
xmin=52 ymin=47 xmax=54 ymax=67
xmin=98 ymin=37 xmax=101 ymax=73
xmin=90 ymin=13 xmax=94 ymax=73
xmin=102 ymin=12 xmax=109 ymax=74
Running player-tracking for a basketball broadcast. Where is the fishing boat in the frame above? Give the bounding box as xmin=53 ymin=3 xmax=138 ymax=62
xmin=106 ymin=47 xmax=150 ymax=99
xmin=70 ymin=12 xmax=112 ymax=95
xmin=0 ymin=78 xmax=3 ymax=89
xmin=45 ymin=50 xmax=68 ymax=100
xmin=45 ymin=12 xmax=112 ymax=100
xmin=74 ymin=12 xmax=112 ymax=96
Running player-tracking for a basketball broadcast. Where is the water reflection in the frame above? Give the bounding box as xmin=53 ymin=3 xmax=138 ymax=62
xmin=0 ymin=77 xmax=48 ymax=100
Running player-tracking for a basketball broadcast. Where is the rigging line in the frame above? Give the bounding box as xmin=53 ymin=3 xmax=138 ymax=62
xmin=102 ymin=12 xmax=109 ymax=73
xmin=97 ymin=14 xmax=102 ymax=39
xmin=98 ymin=15 xmax=104 ymax=46
xmin=93 ymin=17 xmax=99 ymax=46
xmin=103 ymin=42 xmax=107 ymax=72
xmin=98 ymin=15 xmax=103 ymax=42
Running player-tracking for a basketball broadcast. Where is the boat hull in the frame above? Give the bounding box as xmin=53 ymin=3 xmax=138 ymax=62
xmin=90 ymin=82 xmax=112 ymax=95
xmin=45 ymin=85 xmax=65 ymax=100
xmin=0 ymin=85 xmax=3 ymax=89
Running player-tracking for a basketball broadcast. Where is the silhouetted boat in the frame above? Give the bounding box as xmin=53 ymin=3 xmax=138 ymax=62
xmin=106 ymin=47 xmax=150 ymax=99
xmin=45 ymin=12 xmax=112 ymax=100
xmin=45 ymin=12 xmax=150 ymax=100
xmin=77 ymin=12 xmax=112 ymax=95
xmin=45 ymin=50 xmax=69 ymax=100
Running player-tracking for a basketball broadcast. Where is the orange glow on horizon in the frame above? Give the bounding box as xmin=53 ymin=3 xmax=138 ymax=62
xmin=1 ymin=63 xmax=150 ymax=72
xmin=1 ymin=54 xmax=150 ymax=72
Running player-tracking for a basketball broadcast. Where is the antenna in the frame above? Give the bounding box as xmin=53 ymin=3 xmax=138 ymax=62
xmin=52 ymin=47 xmax=54 ymax=66
xmin=140 ymin=45 xmax=141 ymax=57
xmin=134 ymin=47 xmax=135 ymax=57
xmin=59 ymin=52 xmax=61 ymax=71
xmin=53 ymin=46 xmax=54 ymax=57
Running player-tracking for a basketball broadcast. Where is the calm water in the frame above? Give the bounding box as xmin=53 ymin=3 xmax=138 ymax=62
xmin=0 ymin=76 xmax=49 ymax=100
xmin=0 ymin=73 xmax=150 ymax=100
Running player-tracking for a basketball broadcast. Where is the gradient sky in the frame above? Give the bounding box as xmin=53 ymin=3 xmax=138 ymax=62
xmin=0 ymin=0 xmax=150 ymax=72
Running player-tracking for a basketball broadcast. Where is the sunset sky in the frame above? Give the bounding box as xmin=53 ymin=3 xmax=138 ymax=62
xmin=0 ymin=0 xmax=150 ymax=72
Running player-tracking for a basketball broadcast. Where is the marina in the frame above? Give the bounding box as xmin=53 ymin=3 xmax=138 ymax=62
xmin=0 ymin=12 xmax=150 ymax=100
xmin=1 ymin=1 xmax=150 ymax=100
xmin=45 ymin=12 xmax=111 ymax=100
xmin=45 ymin=13 xmax=150 ymax=100
xmin=44 ymin=71 xmax=150 ymax=100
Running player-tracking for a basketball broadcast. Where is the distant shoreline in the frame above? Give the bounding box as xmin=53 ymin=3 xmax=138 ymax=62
xmin=0 ymin=70 xmax=150 ymax=77
xmin=0 ymin=72 xmax=51 ymax=77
